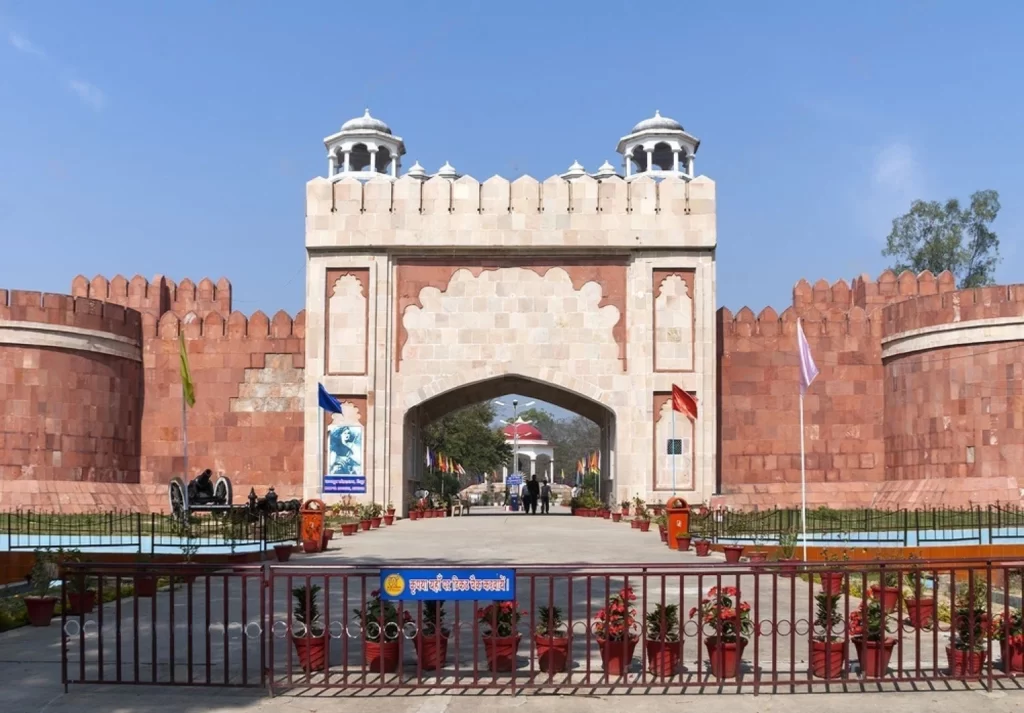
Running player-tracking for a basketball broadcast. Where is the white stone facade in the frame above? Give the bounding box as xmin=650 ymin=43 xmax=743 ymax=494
xmin=304 ymin=125 xmax=717 ymax=512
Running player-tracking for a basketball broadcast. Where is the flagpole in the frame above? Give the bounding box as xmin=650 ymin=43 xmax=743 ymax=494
xmin=318 ymin=406 xmax=324 ymax=499
xmin=182 ymin=388 xmax=188 ymax=479
xmin=799 ymin=391 xmax=808 ymax=562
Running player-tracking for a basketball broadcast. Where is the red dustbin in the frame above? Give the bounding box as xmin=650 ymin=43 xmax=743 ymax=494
xmin=300 ymin=498 xmax=326 ymax=553
xmin=666 ymin=497 xmax=691 ymax=550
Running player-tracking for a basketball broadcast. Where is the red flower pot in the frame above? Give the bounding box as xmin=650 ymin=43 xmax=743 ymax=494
xmin=482 ymin=634 xmax=521 ymax=672
xmin=66 ymin=590 xmax=96 ymax=615
xmin=947 ymin=646 xmax=986 ymax=677
xmin=645 ymin=639 xmax=681 ymax=678
xmin=746 ymin=551 xmax=767 ymax=563
xmin=694 ymin=540 xmax=711 ymax=557
xmin=650 ymin=505 xmax=664 ymax=516
xmin=630 ymin=519 xmax=641 ymax=530
xmin=133 ymin=575 xmax=157 ymax=597
xmin=302 ymin=539 xmax=320 ymax=553
xmin=869 ymin=585 xmax=900 ymax=613
xmin=639 ymin=520 xmax=651 ymax=533
xmin=386 ymin=508 xmax=396 ymax=517
xmin=597 ymin=637 xmax=638 ymax=676
xmin=535 ymin=634 xmax=570 ymax=674
xmin=359 ymin=520 xmax=372 ymax=531
xmin=676 ymin=535 xmax=692 ymax=551
xmin=611 ymin=512 xmax=622 ymax=522
xmin=905 ymin=598 xmax=935 ymax=629
xmin=274 ymin=544 xmax=293 ymax=562
xmin=621 ymin=505 xmax=631 ymax=516
xmin=659 ymin=527 xmax=668 ymax=543
xmin=723 ymin=545 xmax=744 ymax=563
xmin=1002 ymin=639 xmax=1024 ymax=673
xmin=364 ymin=639 xmax=401 ymax=673
xmin=601 ymin=510 xmax=611 ymax=520
xmin=383 ymin=515 xmax=395 ymax=526
xmin=415 ymin=633 xmax=449 ymax=670
xmin=854 ymin=637 xmax=896 ymax=677
xmin=435 ymin=509 xmax=445 ymax=518
xmin=819 ymin=572 xmax=845 ymax=595
xmin=810 ymin=639 xmax=847 ymax=678
xmin=705 ymin=636 xmax=746 ymax=679
xmin=370 ymin=517 xmax=382 ymax=529
xmin=320 ymin=533 xmax=330 ymax=550
xmin=292 ymin=633 xmax=327 ymax=672
xmin=342 ymin=523 xmax=358 ymax=536
xmin=409 ymin=511 xmax=421 ymax=521
xmin=25 ymin=596 xmax=57 ymax=626
xmin=777 ymin=558 xmax=800 ymax=577
xmin=324 ymin=529 xmax=335 ymax=540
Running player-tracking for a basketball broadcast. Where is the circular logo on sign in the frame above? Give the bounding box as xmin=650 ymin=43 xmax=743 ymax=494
xmin=383 ymin=573 xmax=406 ymax=598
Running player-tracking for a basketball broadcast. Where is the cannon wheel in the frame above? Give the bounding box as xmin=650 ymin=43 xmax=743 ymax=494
xmin=169 ymin=477 xmax=188 ymax=523
xmin=210 ymin=476 xmax=233 ymax=519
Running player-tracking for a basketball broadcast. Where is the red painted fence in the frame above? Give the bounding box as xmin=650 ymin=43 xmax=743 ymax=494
xmin=60 ymin=559 xmax=1024 ymax=694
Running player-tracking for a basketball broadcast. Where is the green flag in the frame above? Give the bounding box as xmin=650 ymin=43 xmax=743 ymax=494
xmin=179 ymin=332 xmax=196 ymax=408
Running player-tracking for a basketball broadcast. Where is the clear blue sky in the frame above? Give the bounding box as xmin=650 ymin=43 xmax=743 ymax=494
xmin=2 ymin=2 xmax=1022 ymax=415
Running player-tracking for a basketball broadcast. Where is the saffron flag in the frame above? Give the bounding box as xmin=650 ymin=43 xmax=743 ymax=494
xmin=671 ymin=384 xmax=698 ymax=421
xmin=317 ymin=384 xmax=343 ymax=414
xmin=178 ymin=333 xmax=196 ymax=408
xmin=797 ymin=319 xmax=819 ymax=394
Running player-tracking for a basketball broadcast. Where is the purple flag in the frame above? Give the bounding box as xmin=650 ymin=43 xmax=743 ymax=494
xmin=797 ymin=319 xmax=819 ymax=394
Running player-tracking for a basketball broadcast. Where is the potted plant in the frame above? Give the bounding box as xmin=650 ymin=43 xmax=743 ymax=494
xmin=811 ymin=591 xmax=846 ymax=678
xmin=776 ymin=531 xmax=799 ymax=576
xmin=649 ymin=501 xmax=664 ymax=517
xmin=354 ymin=589 xmax=406 ymax=673
xmin=476 ymin=601 xmax=525 ymax=672
xmin=746 ymin=537 xmax=767 ymax=563
xmin=25 ymin=550 xmax=57 ymax=626
xmin=818 ymin=544 xmax=848 ymax=594
xmin=903 ymin=562 xmax=934 ymax=628
xmin=655 ymin=513 xmax=669 ymax=543
xmin=645 ymin=603 xmax=681 ymax=677
xmin=621 ymin=500 xmax=630 ymax=517
xmin=868 ymin=570 xmax=901 ymax=613
xmin=62 ymin=550 xmax=97 ymax=615
xmin=611 ymin=510 xmax=623 ymax=523
xmin=593 ymin=587 xmax=639 ymax=675
xmin=694 ymin=538 xmax=711 ymax=557
xmin=386 ymin=501 xmax=396 ymax=517
xmin=359 ymin=504 xmax=373 ymax=531
xmin=676 ymin=532 xmax=692 ymax=552
xmin=690 ymin=586 xmax=752 ymax=679
xmin=630 ymin=497 xmax=646 ymax=529
xmin=535 ymin=605 xmax=570 ymax=673
xmin=637 ymin=509 xmax=652 ymax=533
xmin=721 ymin=521 xmax=744 ymax=563
xmin=274 ymin=543 xmax=294 ymax=562
xmin=291 ymin=584 xmax=327 ymax=671
xmin=850 ymin=598 xmax=895 ymax=677
xmin=414 ymin=600 xmax=449 ymax=671
xmin=369 ymin=503 xmax=384 ymax=529
xmin=384 ymin=502 xmax=396 ymax=526
xmin=133 ymin=554 xmax=157 ymax=597
xmin=992 ymin=608 xmax=1024 ymax=673
xmin=947 ymin=579 xmax=990 ymax=677
xmin=409 ymin=501 xmax=424 ymax=521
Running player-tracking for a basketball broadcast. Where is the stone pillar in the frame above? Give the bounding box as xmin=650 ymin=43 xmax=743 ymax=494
xmin=329 ymin=154 xmax=336 ymax=176
xmin=390 ymin=155 xmax=398 ymax=177
xmin=368 ymin=148 xmax=378 ymax=174
xmin=645 ymin=148 xmax=653 ymax=172
xmin=530 ymin=457 xmax=536 ymax=477
xmin=343 ymin=151 xmax=351 ymax=173
xmin=672 ymin=150 xmax=679 ymax=173
xmin=686 ymin=154 xmax=694 ymax=176
xmin=624 ymin=155 xmax=631 ymax=178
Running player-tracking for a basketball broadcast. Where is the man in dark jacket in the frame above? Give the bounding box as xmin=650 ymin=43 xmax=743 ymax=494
xmin=526 ymin=476 xmax=541 ymax=514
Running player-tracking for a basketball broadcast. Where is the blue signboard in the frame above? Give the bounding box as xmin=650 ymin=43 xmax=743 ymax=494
xmin=379 ymin=568 xmax=516 ymax=602
xmin=506 ymin=473 xmax=523 ymax=488
xmin=323 ymin=475 xmax=366 ymax=494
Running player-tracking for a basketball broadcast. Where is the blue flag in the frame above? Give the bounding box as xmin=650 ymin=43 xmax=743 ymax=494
xmin=318 ymin=384 xmax=343 ymax=414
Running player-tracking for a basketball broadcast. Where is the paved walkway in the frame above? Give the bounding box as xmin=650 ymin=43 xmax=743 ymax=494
xmin=3 ymin=506 xmax=1022 ymax=712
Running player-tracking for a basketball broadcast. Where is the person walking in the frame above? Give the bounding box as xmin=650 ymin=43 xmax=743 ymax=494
xmin=527 ymin=476 xmax=541 ymax=515
xmin=519 ymin=480 xmax=530 ymax=514
xmin=540 ymin=479 xmax=551 ymax=514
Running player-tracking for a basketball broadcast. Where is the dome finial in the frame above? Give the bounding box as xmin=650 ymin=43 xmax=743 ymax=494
xmin=655 ymin=109 xmax=661 ymax=116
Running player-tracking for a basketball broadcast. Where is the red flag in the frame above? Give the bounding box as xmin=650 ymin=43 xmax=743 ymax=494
xmin=671 ymin=385 xmax=698 ymax=421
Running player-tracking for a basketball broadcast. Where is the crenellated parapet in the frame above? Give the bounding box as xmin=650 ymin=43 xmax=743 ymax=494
xmin=0 ymin=288 xmax=141 ymax=341
xmin=305 ymin=174 xmax=716 ymax=250
xmin=147 ymin=309 xmax=305 ymax=340
xmin=71 ymin=274 xmax=232 ymax=320
xmin=882 ymin=283 xmax=1024 ymax=339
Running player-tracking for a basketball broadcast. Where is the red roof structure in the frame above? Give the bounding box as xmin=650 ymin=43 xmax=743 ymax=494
xmin=503 ymin=423 xmax=544 ymax=440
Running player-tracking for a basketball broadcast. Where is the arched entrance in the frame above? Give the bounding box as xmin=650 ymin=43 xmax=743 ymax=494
xmin=401 ymin=373 xmax=616 ymax=509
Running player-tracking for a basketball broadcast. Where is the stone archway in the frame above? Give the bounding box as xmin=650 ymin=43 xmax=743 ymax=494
xmin=400 ymin=372 xmax=616 ymax=512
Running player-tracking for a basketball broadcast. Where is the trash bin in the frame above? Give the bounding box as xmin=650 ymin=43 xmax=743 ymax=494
xmin=300 ymin=498 xmax=326 ymax=553
xmin=666 ymin=497 xmax=691 ymax=551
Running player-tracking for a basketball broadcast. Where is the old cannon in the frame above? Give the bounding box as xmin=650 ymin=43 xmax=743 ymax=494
xmin=168 ymin=469 xmax=233 ymax=523
xmin=245 ymin=486 xmax=301 ymax=518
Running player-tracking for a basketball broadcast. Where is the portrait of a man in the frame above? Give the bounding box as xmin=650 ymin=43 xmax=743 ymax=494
xmin=328 ymin=424 xmax=363 ymax=476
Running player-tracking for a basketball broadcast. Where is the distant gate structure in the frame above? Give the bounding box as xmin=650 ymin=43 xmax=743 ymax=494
xmin=304 ymin=110 xmax=717 ymax=513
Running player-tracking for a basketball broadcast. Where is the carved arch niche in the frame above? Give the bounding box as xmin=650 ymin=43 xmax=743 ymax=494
xmin=653 ymin=269 xmax=695 ymax=372
xmin=325 ymin=268 xmax=369 ymax=375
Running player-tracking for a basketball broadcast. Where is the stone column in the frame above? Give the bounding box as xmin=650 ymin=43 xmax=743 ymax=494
xmin=328 ymin=154 xmax=337 ymax=176
xmin=390 ymin=155 xmax=398 ymax=177
xmin=686 ymin=154 xmax=694 ymax=176
xmin=672 ymin=150 xmax=679 ymax=173
xmin=624 ymin=155 xmax=631 ymax=178
xmin=645 ymin=148 xmax=654 ymax=172
xmin=368 ymin=148 xmax=378 ymax=174
xmin=343 ymin=150 xmax=351 ymax=173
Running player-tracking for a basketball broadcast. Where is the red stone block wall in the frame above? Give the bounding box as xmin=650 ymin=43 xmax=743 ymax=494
xmin=0 ymin=290 xmax=143 ymax=509
xmin=71 ymin=274 xmax=232 ymax=321
xmin=138 ymin=308 xmax=306 ymax=512
xmin=883 ymin=285 xmax=1024 ymax=488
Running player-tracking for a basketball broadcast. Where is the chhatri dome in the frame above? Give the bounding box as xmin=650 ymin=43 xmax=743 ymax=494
xmin=324 ymin=108 xmax=406 ymax=181
xmin=503 ymin=423 xmax=545 ymax=441
xmin=616 ymin=110 xmax=700 ymax=181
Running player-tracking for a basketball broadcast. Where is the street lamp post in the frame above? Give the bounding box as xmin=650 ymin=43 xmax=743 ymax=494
xmin=494 ymin=398 xmax=534 ymax=494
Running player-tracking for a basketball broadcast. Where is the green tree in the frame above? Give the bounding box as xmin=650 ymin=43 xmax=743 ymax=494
xmin=518 ymin=407 xmax=556 ymax=441
xmin=423 ymin=402 xmax=512 ymax=480
xmin=882 ymin=190 xmax=1001 ymax=288
xmin=549 ymin=415 xmax=601 ymax=484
